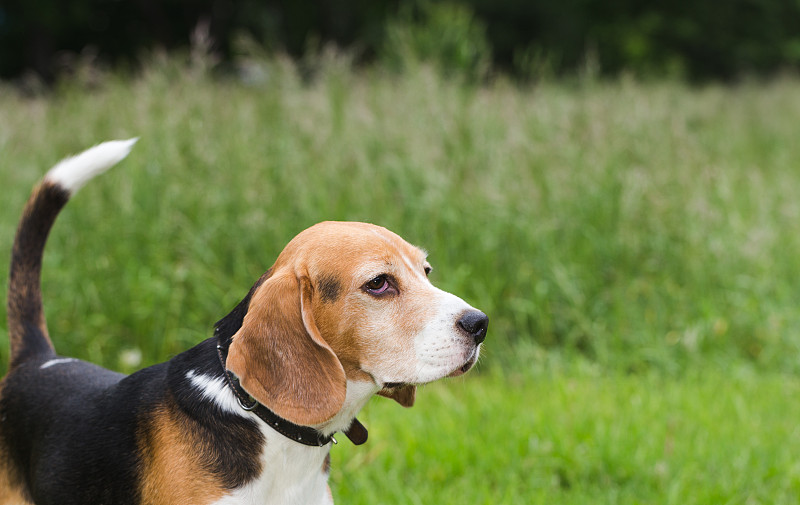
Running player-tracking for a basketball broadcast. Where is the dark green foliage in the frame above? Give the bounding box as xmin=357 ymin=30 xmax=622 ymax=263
xmin=1 ymin=0 xmax=799 ymax=82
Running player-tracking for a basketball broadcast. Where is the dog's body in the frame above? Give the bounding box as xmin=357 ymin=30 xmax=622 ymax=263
xmin=0 ymin=140 xmax=487 ymax=505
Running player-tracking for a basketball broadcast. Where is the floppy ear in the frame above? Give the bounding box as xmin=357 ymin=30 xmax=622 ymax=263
xmin=378 ymin=385 xmax=416 ymax=407
xmin=226 ymin=269 xmax=347 ymax=426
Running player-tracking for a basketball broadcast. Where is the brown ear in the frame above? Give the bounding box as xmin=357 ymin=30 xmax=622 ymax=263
xmin=226 ymin=270 xmax=347 ymax=425
xmin=378 ymin=385 xmax=416 ymax=407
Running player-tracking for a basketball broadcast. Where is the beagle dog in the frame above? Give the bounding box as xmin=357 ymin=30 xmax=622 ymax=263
xmin=0 ymin=140 xmax=488 ymax=505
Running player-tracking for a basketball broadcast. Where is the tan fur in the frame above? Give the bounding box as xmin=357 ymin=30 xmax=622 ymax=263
xmin=306 ymin=222 xmax=433 ymax=405
xmin=137 ymin=406 xmax=227 ymax=505
xmin=377 ymin=384 xmax=416 ymax=406
xmin=0 ymin=460 xmax=32 ymax=505
xmin=226 ymin=269 xmax=348 ymax=426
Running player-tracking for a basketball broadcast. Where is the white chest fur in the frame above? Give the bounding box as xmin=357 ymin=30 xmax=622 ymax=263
xmin=211 ymin=430 xmax=333 ymax=505
xmin=187 ymin=371 xmax=379 ymax=505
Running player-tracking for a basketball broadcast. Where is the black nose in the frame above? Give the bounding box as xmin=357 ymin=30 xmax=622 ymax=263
xmin=457 ymin=310 xmax=488 ymax=344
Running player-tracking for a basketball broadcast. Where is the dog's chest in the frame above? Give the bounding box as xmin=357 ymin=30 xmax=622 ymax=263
xmin=211 ymin=428 xmax=333 ymax=505
xmin=182 ymin=368 xmax=335 ymax=504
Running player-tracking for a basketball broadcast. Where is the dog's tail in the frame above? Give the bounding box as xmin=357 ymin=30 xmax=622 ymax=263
xmin=6 ymin=139 xmax=137 ymax=370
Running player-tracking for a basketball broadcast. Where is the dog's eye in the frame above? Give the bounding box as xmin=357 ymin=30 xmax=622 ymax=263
xmin=424 ymin=265 xmax=432 ymax=276
xmin=364 ymin=275 xmax=392 ymax=295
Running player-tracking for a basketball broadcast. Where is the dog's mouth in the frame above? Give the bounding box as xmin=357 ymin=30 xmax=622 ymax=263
xmin=447 ymin=348 xmax=479 ymax=378
xmin=379 ymin=346 xmax=481 ymax=388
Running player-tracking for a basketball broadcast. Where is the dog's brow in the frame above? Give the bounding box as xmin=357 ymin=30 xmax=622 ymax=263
xmin=399 ymin=251 xmax=424 ymax=279
xmin=366 ymin=229 xmax=427 ymax=271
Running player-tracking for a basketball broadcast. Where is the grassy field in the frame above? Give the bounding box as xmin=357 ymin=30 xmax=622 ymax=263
xmin=332 ymin=359 xmax=800 ymax=504
xmin=1 ymin=56 xmax=800 ymax=502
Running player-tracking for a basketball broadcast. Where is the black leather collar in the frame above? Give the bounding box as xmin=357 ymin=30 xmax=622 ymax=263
xmin=216 ymin=344 xmax=367 ymax=447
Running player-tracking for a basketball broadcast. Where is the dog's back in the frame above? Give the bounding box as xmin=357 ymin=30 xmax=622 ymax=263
xmin=1 ymin=357 xmax=146 ymax=504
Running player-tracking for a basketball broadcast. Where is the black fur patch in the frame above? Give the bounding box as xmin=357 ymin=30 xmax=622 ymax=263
xmin=317 ymin=275 xmax=342 ymax=303
xmin=0 ymin=338 xmax=267 ymax=503
xmin=0 ymin=357 xmax=142 ymax=505
xmin=7 ymin=181 xmax=70 ymax=368
xmin=166 ymin=338 xmax=264 ymax=488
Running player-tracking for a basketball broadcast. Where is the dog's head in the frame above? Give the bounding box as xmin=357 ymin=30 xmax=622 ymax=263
xmin=223 ymin=222 xmax=487 ymax=426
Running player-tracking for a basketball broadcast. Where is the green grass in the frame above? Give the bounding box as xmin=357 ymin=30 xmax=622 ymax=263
xmin=3 ymin=61 xmax=800 ymax=373
xmin=332 ymin=357 xmax=800 ymax=504
xmin=2 ymin=56 xmax=800 ymax=503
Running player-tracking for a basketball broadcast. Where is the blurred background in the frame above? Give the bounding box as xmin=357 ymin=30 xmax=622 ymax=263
xmin=2 ymin=1 xmax=800 ymax=503
xmin=2 ymin=0 xmax=800 ymax=83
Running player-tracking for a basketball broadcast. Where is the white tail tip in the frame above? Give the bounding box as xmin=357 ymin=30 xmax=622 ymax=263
xmin=45 ymin=138 xmax=138 ymax=193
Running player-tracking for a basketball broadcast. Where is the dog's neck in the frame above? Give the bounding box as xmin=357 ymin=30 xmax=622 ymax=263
xmin=218 ymin=380 xmax=379 ymax=505
xmin=315 ymin=380 xmax=381 ymax=437
xmin=214 ymin=335 xmax=375 ymax=446
xmin=171 ymin=340 xmax=381 ymax=504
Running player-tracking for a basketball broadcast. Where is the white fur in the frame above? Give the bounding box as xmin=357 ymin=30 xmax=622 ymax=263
xmin=188 ymin=371 xmax=381 ymax=505
xmin=45 ymin=138 xmax=138 ymax=194
xmin=361 ymin=283 xmax=480 ymax=386
xmin=211 ymin=423 xmax=333 ymax=505
xmin=317 ymin=380 xmax=380 ymax=437
xmin=185 ymin=370 xmax=243 ymax=415
xmin=412 ymin=288 xmax=478 ymax=383
xmin=39 ymin=357 xmax=78 ymax=369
